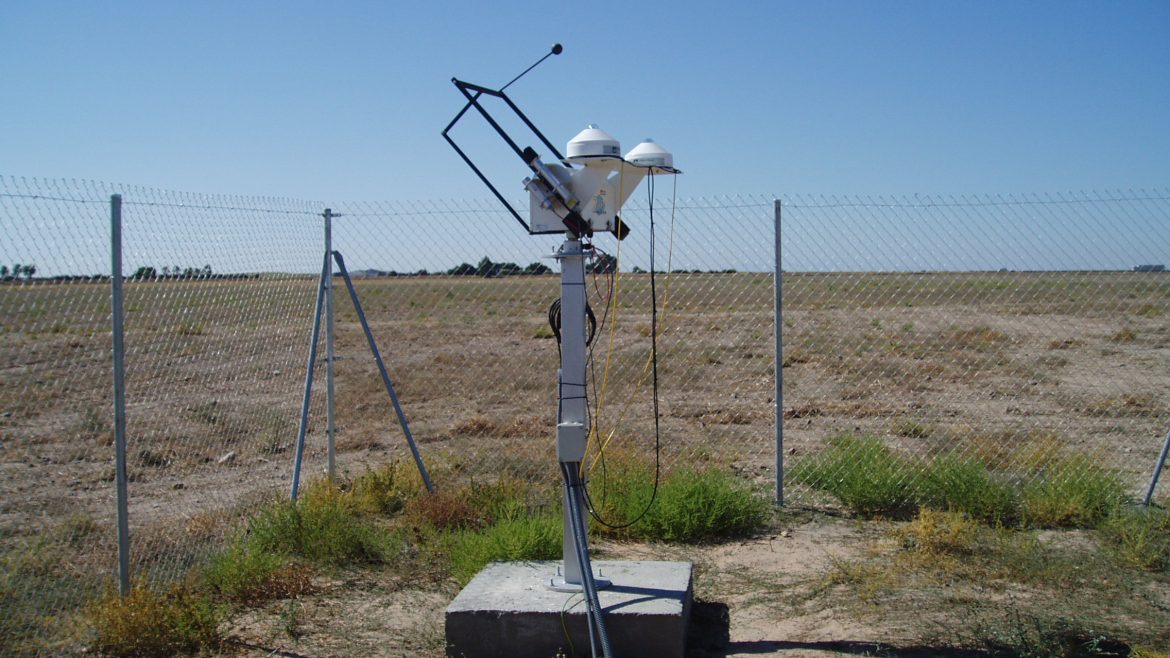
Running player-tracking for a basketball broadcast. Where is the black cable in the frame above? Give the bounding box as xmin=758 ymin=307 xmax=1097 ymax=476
xmin=582 ymin=173 xmax=663 ymax=530
xmin=548 ymin=298 xmax=597 ymax=348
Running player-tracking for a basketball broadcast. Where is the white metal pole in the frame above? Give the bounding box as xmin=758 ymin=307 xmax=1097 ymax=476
xmin=774 ymin=199 xmax=784 ymax=506
xmin=324 ymin=209 xmax=336 ymax=480
xmin=557 ymin=237 xmax=588 ymax=586
xmin=110 ymin=194 xmax=131 ymax=596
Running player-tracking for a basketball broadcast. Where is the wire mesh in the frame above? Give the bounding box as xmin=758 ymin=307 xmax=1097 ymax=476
xmin=779 ymin=192 xmax=1170 ymax=510
xmin=2 ymin=175 xmax=1168 ymax=654
xmin=0 ymin=176 xmax=324 ymax=655
xmin=325 ymin=194 xmax=777 ymax=495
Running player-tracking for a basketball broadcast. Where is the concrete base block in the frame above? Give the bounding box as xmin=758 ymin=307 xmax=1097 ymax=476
xmin=446 ymin=560 xmax=693 ymax=658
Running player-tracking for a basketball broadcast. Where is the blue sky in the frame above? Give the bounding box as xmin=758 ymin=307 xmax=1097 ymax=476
xmin=3 ymin=1 xmax=1167 ymax=201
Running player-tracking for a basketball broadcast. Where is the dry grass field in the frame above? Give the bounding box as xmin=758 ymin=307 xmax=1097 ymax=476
xmin=1 ymin=270 xmax=1168 ymax=656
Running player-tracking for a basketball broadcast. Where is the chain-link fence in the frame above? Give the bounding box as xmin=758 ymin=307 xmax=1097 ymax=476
xmin=2 ymin=176 xmax=1168 ymax=654
xmin=1 ymin=178 xmax=325 ymax=655
xmin=779 ymin=193 xmax=1170 ymax=510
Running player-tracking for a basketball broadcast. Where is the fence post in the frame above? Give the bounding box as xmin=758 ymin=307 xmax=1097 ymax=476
xmin=324 ymin=209 xmax=336 ymax=480
xmin=774 ymin=198 xmax=784 ymax=506
xmin=110 ymin=194 xmax=131 ymax=595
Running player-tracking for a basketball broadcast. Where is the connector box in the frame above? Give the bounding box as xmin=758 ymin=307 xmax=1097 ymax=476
xmin=556 ymin=422 xmax=586 ymax=462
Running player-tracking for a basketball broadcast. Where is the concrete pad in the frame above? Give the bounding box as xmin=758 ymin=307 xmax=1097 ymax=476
xmin=446 ymin=560 xmax=693 ymax=658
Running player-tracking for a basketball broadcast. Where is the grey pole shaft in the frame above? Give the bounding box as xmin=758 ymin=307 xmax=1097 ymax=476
xmin=557 ymin=238 xmax=588 ymax=586
xmin=774 ymin=199 xmax=784 ymax=506
xmin=332 ymin=251 xmax=434 ymax=493
xmin=324 ymin=210 xmax=336 ymax=480
xmin=1143 ymin=429 xmax=1170 ymax=506
xmin=110 ymin=194 xmax=131 ymax=595
xmin=291 ymin=253 xmax=329 ymax=501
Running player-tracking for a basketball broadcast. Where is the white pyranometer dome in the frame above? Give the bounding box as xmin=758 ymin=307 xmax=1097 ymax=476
xmin=624 ymin=139 xmax=673 ymax=169
xmin=567 ymin=124 xmax=621 ymax=160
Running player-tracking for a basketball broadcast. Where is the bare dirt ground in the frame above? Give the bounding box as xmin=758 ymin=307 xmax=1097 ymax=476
xmin=2 ymin=271 xmax=1169 ymax=655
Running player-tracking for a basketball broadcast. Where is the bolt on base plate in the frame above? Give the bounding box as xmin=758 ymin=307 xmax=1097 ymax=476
xmin=548 ymin=575 xmax=612 ymax=593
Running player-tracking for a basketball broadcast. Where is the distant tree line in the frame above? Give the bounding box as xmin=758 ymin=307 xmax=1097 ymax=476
xmin=129 ymin=265 xmax=257 ymax=281
xmin=1 ymin=263 xmax=36 ymax=282
xmin=446 ymin=257 xmax=552 ymax=278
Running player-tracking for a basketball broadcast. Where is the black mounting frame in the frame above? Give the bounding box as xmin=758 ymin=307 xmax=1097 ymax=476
xmin=442 ymin=78 xmax=571 ymax=235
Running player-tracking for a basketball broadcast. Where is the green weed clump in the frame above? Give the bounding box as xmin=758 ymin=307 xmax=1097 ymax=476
xmin=588 ymin=456 xmax=769 ymax=543
xmin=790 ymin=434 xmax=914 ymax=515
xmin=794 ymin=433 xmax=1133 ymax=529
xmin=88 ymin=582 xmax=222 ymax=658
xmin=1021 ymin=456 xmax=1126 ymax=528
xmin=1099 ymin=505 xmax=1170 ymax=572
xmin=246 ymin=482 xmax=397 ymax=565
xmin=638 ymin=467 xmax=768 ymax=543
xmin=919 ymin=458 xmax=1019 ymax=523
xmin=349 ymin=461 xmax=422 ymax=516
xmin=197 ymin=478 xmax=398 ymax=610
xmin=201 ymin=541 xmax=312 ymax=605
xmin=449 ymin=514 xmax=561 ymax=585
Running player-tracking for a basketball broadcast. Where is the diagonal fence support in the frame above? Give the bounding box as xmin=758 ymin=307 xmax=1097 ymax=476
xmin=1143 ymin=430 xmax=1170 ymax=506
xmin=290 ymin=248 xmax=435 ymax=499
xmin=332 ymin=251 xmax=434 ymax=493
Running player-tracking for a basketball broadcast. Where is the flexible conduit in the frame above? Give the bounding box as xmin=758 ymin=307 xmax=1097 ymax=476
xmin=561 ymin=462 xmax=613 ymax=658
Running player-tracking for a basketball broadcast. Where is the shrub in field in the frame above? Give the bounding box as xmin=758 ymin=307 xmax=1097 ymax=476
xmin=587 ymin=453 xmax=768 ymax=542
xmin=974 ymin=606 xmax=1133 ymax=658
xmin=895 ymin=508 xmax=980 ymax=558
xmin=247 ymin=483 xmax=395 ymax=565
xmin=404 ymin=476 xmax=544 ymax=531
xmin=349 ymin=460 xmax=423 ymax=516
xmin=1100 ymin=505 xmax=1170 ymax=572
xmin=201 ymin=541 xmax=312 ymax=605
xmin=197 ymin=480 xmax=395 ymax=609
xmin=790 ymin=434 xmax=915 ymax=515
xmin=449 ymin=514 xmax=561 ymax=585
xmin=919 ymin=457 xmax=1019 ymax=523
xmin=1021 ymin=455 xmax=1125 ymax=528
xmin=636 ymin=467 xmax=769 ymax=543
xmin=88 ymin=582 xmax=222 ymax=658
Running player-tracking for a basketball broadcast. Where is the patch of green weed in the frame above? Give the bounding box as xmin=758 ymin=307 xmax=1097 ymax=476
xmin=790 ymin=434 xmax=915 ymax=515
xmin=973 ymin=605 xmax=1132 ymax=658
xmin=248 ymin=483 xmax=395 ymax=565
xmin=637 ymin=467 xmax=768 ymax=542
xmin=919 ymin=458 xmax=1019 ymax=523
xmin=349 ymin=460 xmax=423 ymax=516
xmin=1021 ymin=456 xmax=1126 ymax=528
xmin=449 ymin=514 xmax=561 ymax=585
xmin=588 ymin=455 xmax=768 ymax=542
xmin=1099 ymin=506 xmax=1170 ymax=571
xmin=201 ymin=541 xmax=312 ymax=605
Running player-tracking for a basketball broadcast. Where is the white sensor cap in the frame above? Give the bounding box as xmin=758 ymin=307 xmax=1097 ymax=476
xmin=624 ymin=139 xmax=674 ymax=169
xmin=567 ymin=124 xmax=621 ymax=160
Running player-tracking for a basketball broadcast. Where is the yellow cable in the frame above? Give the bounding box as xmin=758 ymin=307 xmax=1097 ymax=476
xmin=592 ymin=172 xmax=680 ymax=462
xmin=585 ymin=163 xmax=627 ymax=472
